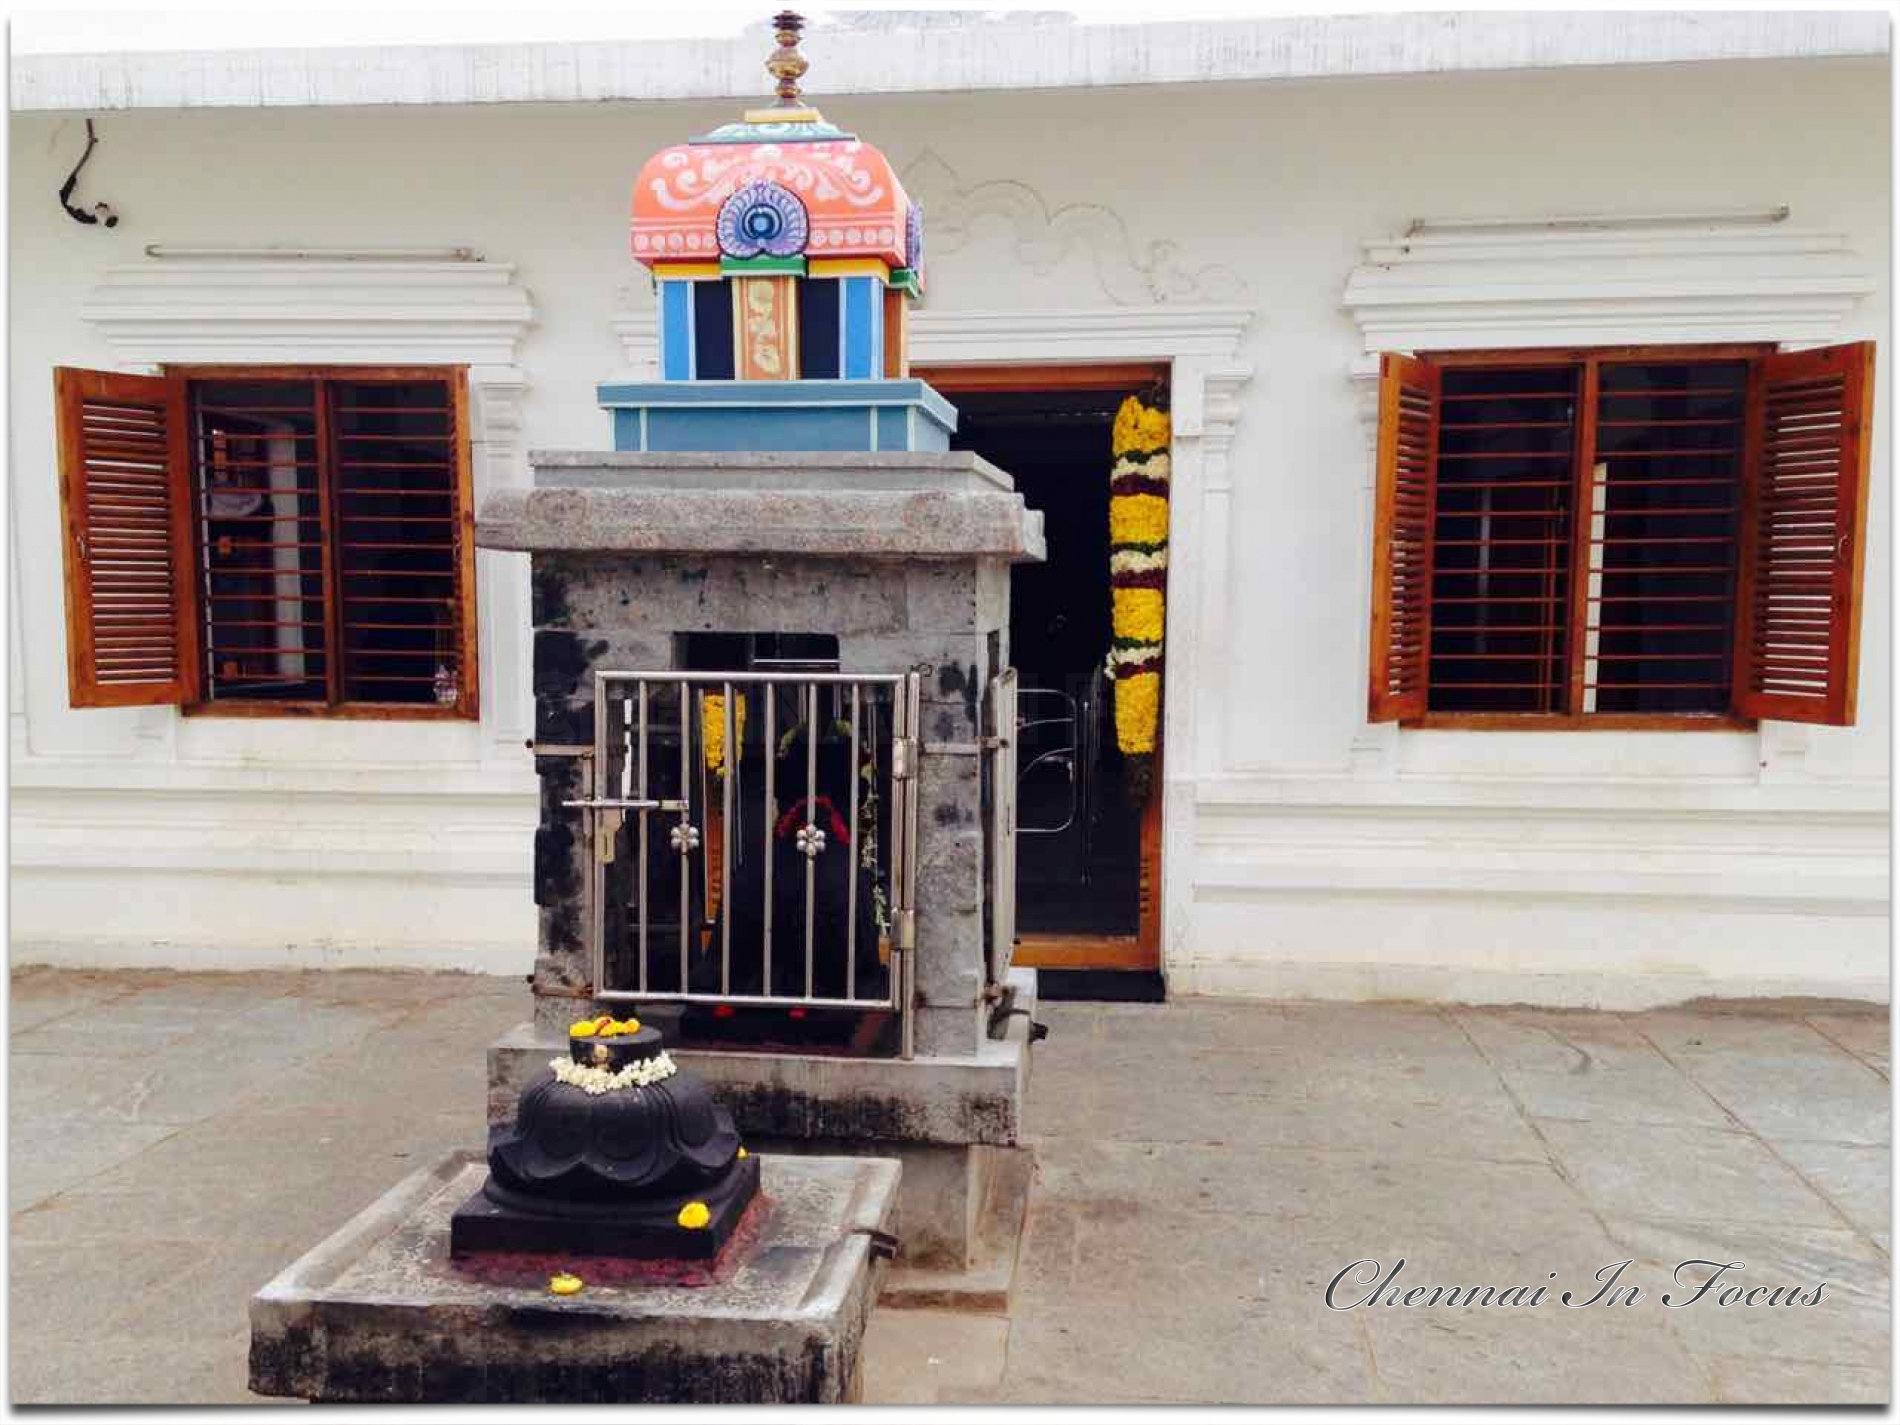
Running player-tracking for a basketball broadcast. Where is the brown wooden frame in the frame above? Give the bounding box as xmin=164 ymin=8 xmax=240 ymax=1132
xmin=917 ymin=359 xmax=1169 ymax=973
xmin=1398 ymin=344 xmax=1778 ymax=731
xmin=1730 ymin=341 xmax=1876 ymax=726
xmin=55 ymin=367 xmax=203 ymax=708
xmin=167 ymin=364 xmax=480 ymax=721
xmin=915 ymin=361 xmax=1169 ymax=395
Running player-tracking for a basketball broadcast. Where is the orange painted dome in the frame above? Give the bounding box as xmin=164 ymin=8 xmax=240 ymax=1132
xmin=631 ymin=116 xmax=915 ymax=272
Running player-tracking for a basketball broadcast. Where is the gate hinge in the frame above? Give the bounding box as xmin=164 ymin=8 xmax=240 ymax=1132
xmin=892 ymin=737 xmax=920 ymax=779
xmin=896 ymin=910 xmax=917 ymax=951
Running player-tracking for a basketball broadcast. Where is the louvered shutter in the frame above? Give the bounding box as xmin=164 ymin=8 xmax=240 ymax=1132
xmin=54 ymin=367 xmax=200 ymax=707
xmin=1367 ymin=353 xmax=1440 ymax=721
xmin=1732 ymin=342 xmax=1875 ymax=726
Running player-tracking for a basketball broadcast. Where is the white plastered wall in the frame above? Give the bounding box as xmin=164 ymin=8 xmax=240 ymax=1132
xmin=8 ymin=57 xmax=1890 ymax=1003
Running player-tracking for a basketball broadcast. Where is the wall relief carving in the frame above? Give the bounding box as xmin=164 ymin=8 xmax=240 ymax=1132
xmin=901 ymin=150 xmax=1248 ymax=307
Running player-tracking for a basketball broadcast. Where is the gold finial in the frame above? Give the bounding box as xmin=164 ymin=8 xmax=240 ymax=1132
xmin=766 ymin=11 xmax=808 ymax=108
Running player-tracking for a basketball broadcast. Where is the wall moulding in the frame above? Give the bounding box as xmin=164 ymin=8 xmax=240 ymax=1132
xmin=1342 ymin=220 xmax=1874 ymax=354
xmin=81 ymin=257 xmax=535 ymax=367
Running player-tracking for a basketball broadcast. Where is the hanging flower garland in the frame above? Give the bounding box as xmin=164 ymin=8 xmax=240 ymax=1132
xmin=1107 ymin=394 xmax=1170 ymax=803
xmin=702 ymin=692 xmax=747 ymax=776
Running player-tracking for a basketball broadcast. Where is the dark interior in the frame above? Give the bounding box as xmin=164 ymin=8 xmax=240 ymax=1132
xmin=948 ymin=387 xmax=1145 ymax=938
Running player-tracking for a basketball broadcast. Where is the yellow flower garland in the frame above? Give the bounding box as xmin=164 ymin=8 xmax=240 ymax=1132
xmin=702 ymin=693 xmax=747 ymax=776
xmin=1107 ymin=394 xmax=1170 ymax=799
xmin=1113 ymin=671 xmax=1160 ymax=761
xmin=1111 ymin=586 xmax=1166 ymax=646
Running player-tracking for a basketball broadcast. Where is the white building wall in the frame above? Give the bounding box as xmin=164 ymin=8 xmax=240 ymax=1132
xmin=9 ymin=56 xmax=1890 ymax=1003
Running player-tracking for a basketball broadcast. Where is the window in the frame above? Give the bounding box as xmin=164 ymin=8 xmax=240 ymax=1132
xmin=1369 ymin=342 xmax=1874 ymax=728
xmin=54 ymin=365 xmax=478 ymax=718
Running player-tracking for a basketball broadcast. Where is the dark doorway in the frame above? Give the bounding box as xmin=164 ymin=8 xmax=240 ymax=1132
xmin=919 ymin=366 xmax=1169 ymax=971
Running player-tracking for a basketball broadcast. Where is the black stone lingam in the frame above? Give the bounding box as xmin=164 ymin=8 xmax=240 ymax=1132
xmin=449 ymin=1023 xmax=760 ymax=1260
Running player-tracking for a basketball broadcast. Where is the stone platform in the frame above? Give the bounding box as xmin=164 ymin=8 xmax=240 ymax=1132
xmin=248 ymin=1150 xmax=900 ymax=1405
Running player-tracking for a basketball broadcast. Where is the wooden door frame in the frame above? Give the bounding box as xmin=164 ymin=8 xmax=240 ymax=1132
xmin=916 ymin=360 xmax=1168 ymax=973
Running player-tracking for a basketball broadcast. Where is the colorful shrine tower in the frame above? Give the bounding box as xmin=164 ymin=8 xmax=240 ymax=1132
xmin=605 ymin=12 xmax=952 ymax=452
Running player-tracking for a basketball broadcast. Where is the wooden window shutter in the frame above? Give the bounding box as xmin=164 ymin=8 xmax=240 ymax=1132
xmin=1367 ymin=352 xmax=1441 ymax=721
xmin=54 ymin=367 xmax=200 ymax=707
xmin=1732 ymin=341 xmax=1876 ymax=725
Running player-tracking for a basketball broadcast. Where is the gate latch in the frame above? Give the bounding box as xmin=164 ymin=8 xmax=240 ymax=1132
xmin=560 ymin=798 xmax=689 ymax=865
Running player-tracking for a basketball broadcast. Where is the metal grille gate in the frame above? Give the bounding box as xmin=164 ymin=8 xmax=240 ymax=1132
xmin=568 ymin=669 xmax=923 ymax=1057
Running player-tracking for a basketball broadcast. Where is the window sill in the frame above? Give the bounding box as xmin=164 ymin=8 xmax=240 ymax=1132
xmin=182 ymin=700 xmax=478 ymax=722
xmin=1402 ymin=712 xmax=1755 ymax=732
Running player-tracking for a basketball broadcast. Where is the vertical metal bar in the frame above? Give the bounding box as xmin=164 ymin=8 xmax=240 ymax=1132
xmin=1565 ymin=361 xmax=1600 ymax=716
xmin=721 ymin=680 xmax=734 ymax=996
xmin=637 ymin=680 xmax=649 ymax=995
xmin=898 ymin=671 xmax=920 ymax=1060
xmin=679 ymin=677 xmax=691 ymax=993
xmin=590 ymin=671 xmax=607 ymax=996
xmin=763 ymin=683 xmax=775 ymax=997
xmin=887 ymin=687 xmax=906 ymax=1010
xmin=846 ymin=682 xmax=860 ymax=1002
xmin=804 ymin=681 xmax=818 ymax=999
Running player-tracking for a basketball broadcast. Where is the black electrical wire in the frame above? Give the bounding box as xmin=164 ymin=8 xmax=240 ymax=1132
xmin=59 ymin=119 xmax=118 ymax=228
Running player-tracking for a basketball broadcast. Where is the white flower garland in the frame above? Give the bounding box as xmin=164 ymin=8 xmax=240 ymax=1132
xmin=1109 ymin=546 xmax=1169 ymax=576
xmin=549 ymin=1050 xmax=678 ymax=1096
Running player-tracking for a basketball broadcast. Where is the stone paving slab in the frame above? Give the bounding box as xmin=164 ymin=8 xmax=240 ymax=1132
xmin=9 ymin=968 xmax=1891 ymax=1405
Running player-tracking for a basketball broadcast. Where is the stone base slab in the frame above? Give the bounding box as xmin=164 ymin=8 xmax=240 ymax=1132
xmin=878 ymin=1137 xmax=1035 ymax=1312
xmin=248 ymin=1150 xmax=900 ymax=1405
xmin=491 ymin=1028 xmax=1029 ymax=1143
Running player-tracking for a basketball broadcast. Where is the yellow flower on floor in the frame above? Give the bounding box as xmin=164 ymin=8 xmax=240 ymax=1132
xmin=677 ymin=1201 xmax=712 ymax=1230
xmin=1111 ymin=587 xmax=1166 ymax=646
xmin=548 ymin=1272 xmax=583 ymax=1296
xmin=1108 ymin=492 xmax=1169 ymax=548
xmin=1114 ymin=671 xmax=1161 ymax=756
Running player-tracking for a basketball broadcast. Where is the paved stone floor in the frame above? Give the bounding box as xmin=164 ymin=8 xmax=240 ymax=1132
xmin=7 ymin=967 xmax=1890 ymax=1404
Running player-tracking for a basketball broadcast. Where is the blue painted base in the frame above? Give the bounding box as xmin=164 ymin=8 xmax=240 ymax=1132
xmin=598 ymin=379 xmax=958 ymax=454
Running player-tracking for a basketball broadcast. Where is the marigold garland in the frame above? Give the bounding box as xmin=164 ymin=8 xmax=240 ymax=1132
xmin=1107 ymin=394 xmax=1170 ymax=802
xmin=702 ymin=693 xmax=747 ymax=776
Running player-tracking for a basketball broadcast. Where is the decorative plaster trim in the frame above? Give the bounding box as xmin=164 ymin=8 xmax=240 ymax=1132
xmin=912 ymin=306 xmax=1254 ymax=363
xmin=902 ymin=152 xmax=1249 ymax=307
xmin=82 ymin=258 xmax=534 ymax=367
xmin=1342 ymin=221 xmax=1874 ymax=354
xmin=612 ymin=305 xmax=1257 ymax=371
xmin=78 ymin=254 xmax=539 ymax=755
xmin=1169 ymin=960 xmax=1889 ymax=1011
